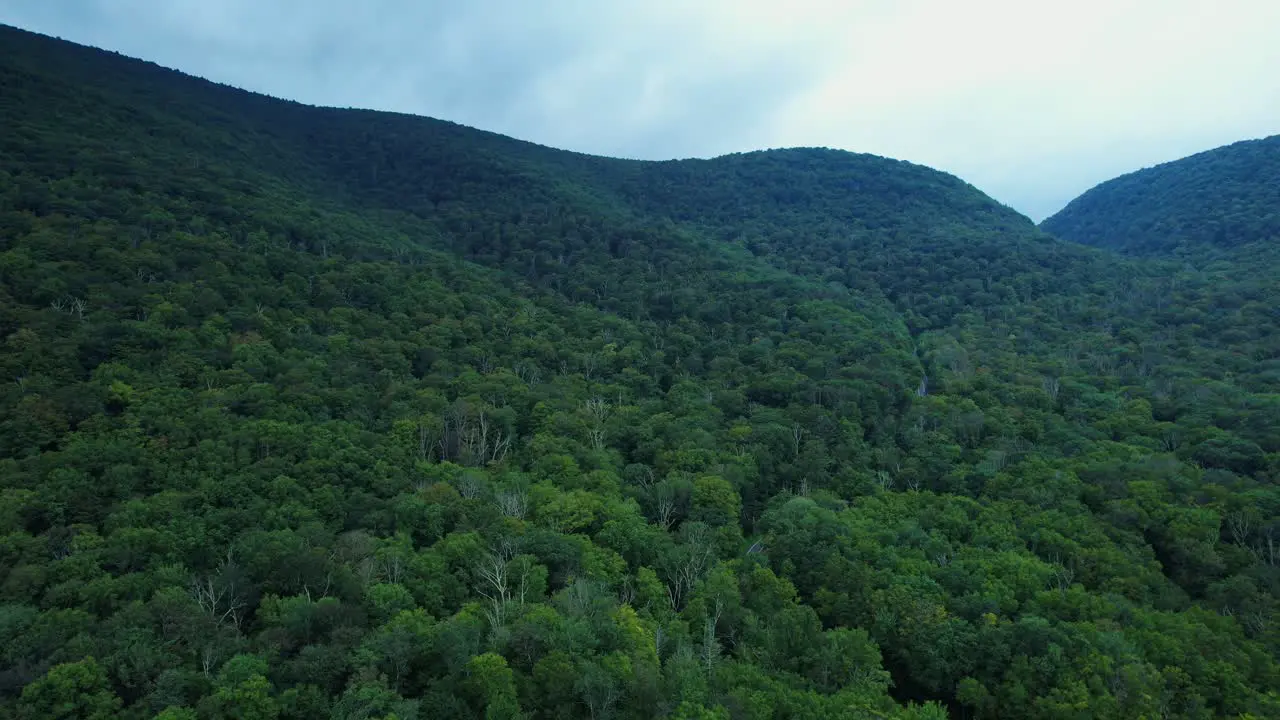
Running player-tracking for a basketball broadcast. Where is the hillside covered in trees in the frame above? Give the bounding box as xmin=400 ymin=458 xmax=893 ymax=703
xmin=1041 ymin=135 xmax=1280 ymax=259
xmin=2 ymin=24 xmax=1279 ymax=720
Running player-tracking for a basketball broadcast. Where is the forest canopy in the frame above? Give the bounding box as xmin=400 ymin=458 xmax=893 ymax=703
xmin=1041 ymin=134 xmax=1280 ymax=259
xmin=1 ymin=24 xmax=1279 ymax=720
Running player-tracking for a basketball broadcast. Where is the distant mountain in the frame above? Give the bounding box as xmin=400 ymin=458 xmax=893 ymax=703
xmin=1042 ymin=135 xmax=1280 ymax=257
xmin=3 ymin=23 xmax=1280 ymax=720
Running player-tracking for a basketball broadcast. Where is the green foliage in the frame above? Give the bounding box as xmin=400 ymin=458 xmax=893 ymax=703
xmin=0 ymin=22 xmax=1278 ymax=720
xmin=1042 ymin=134 xmax=1280 ymax=256
xmin=197 ymin=655 xmax=279 ymax=720
xmin=465 ymin=652 xmax=521 ymax=720
xmin=17 ymin=656 xmax=121 ymax=720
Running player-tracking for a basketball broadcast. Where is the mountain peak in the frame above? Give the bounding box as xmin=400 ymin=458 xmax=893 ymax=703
xmin=3 ymin=20 xmax=1280 ymax=720
xmin=1041 ymin=134 xmax=1280 ymax=255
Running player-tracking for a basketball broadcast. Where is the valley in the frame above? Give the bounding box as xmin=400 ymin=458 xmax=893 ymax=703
xmin=1 ymin=24 xmax=1278 ymax=720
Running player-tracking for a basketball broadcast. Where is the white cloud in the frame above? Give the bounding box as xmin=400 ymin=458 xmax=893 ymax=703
xmin=2 ymin=0 xmax=1277 ymax=219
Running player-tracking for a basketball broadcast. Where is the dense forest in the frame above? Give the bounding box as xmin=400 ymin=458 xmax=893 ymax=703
xmin=1041 ymin=135 xmax=1280 ymax=259
xmin=2 ymin=24 xmax=1279 ymax=720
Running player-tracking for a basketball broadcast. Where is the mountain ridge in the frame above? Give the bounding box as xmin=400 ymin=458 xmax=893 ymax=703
xmin=2 ymin=22 xmax=1280 ymax=720
xmin=1041 ymin=133 xmax=1280 ymax=257
xmin=0 ymin=22 xmax=1033 ymax=229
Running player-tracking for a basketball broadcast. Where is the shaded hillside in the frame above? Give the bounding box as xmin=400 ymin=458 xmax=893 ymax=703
xmin=1042 ymin=135 xmax=1280 ymax=257
xmin=3 ymin=24 xmax=1280 ymax=720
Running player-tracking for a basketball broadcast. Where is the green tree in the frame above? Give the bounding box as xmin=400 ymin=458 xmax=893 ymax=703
xmin=196 ymin=654 xmax=279 ymax=720
xmin=17 ymin=657 xmax=122 ymax=720
xmin=690 ymin=475 xmax=741 ymax=527
xmin=465 ymin=652 xmax=521 ymax=720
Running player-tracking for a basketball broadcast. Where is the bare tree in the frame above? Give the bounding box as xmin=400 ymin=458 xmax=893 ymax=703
xmin=617 ymin=575 xmax=636 ymax=606
xmin=1042 ymin=375 xmax=1061 ymax=401
xmin=1049 ymin=553 xmax=1076 ymax=592
xmin=190 ymin=550 xmax=246 ymax=631
xmin=1252 ymin=527 xmax=1279 ymax=566
xmin=512 ymin=555 xmax=537 ymax=606
xmin=495 ymin=488 xmax=528 ymax=519
xmin=655 ymin=497 xmax=676 ymax=529
xmin=584 ymin=397 xmax=610 ymax=451
xmin=1243 ymin=609 xmax=1271 ymax=638
xmin=701 ymin=599 xmax=724 ymax=675
xmin=381 ymin=551 xmax=405 ymax=584
xmin=662 ymin=534 xmax=714 ymax=612
xmin=653 ymin=481 xmax=684 ymax=529
xmin=458 ymin=471 xmax=487 ymax=501
xmin=451 ymin=407 xmax=511 ymax=466
xmin=514 ymin=360 xmax=542 ymax=386
xmin=1227 ymin=510 xmax=1253 ymax=548
xmin=791 ymin=423 xmax=805 ymax=458
xmin=414 ymin=418 xmax=440 ymax=462
xmin=200 ymin=645 xmax=222 ymax=679
xmin=628 ymin=464 xmax=656 ymax=490
xmin=984 ymin=449 xmax=1009 ymax=475
xmin=578 ymin=662 xmax=622 ymax=720
xmin=474 ymin=542 xmax=517 ymax=629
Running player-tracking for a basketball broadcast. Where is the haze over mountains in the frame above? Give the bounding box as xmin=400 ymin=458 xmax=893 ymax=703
xmin=2 ymin=24 xmax=1279 ymax=720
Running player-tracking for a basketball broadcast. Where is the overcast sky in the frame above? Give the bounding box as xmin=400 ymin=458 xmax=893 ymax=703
xmin=3 ymin=0 xmax=1278 ymax=220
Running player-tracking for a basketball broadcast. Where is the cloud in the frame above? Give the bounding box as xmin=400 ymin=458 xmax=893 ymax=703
xmin=3 ymin=0 xmax=1278 ymax=220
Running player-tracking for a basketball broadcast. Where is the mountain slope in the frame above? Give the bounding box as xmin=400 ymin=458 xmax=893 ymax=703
xmin=1041 ymin=135 xmax=1280 ymax=257
xmin=3 ymin=24 xmax=1280 ymax=720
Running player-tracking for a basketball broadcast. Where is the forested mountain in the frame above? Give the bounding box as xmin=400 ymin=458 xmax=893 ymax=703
xmin=1041 ymin=135 xmax=1280 ymax=258
xmin=2 ymin=24 xmax=1279 ymax=720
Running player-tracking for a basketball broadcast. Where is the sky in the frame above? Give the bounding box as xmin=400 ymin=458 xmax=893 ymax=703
xmin=3 ymin=0 xmax=1278 ymax=221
